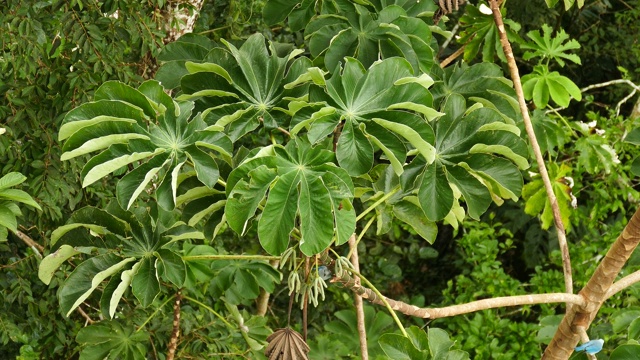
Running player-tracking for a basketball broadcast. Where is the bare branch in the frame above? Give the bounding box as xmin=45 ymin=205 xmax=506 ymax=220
xmin=440 ymin=46 xmax=465 ymax=68
xmin=606 ymin=269 xmax=640 ymax=300
xmin=332 ymin=268 xmax=585 ymax=319
xmin=15 ymin=230 xmax=44 ymax=256
xmin=580 ymin=79 xmax=640 ymax=93
xmin=488 ymin=0 xmax=573 ymax=295
xmin=77 ymin=306 xmax=95 ymax=325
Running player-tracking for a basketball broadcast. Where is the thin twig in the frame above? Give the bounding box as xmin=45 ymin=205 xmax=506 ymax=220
xmin=616 ymin=89 xmax=637 ymax=117
xmin=182 ymin=254 xmax=280 ymax=261
xmin=488 ymin=0 xmax=573 ymax=296
xmin=15 ymin=230 xmax=44 ymax=254
xmin=77 ymin=305 xmax=95 ymax=325
xmin=349 ymin=234 xmax=369 ymax=360
xmin=440 ymin=46 xmax=465 ymax=68
xmin=439 ymin=23 xmax=460 ymax=53
xmin=580 ymin=79 xmax=640 ymax=93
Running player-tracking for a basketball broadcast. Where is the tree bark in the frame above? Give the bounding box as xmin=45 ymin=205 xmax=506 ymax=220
xmin=542 ymin=206 xmax=640 ymax=359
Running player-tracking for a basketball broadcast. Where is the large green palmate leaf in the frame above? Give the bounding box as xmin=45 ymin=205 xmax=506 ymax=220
xmin=59 ymin=80 xmax=232 ymax=210
xmin=225 ymin=138 xmax=355 ymax=256
xmin=41 ymin=202 xmax=203 ymax=317
xmin=76 ymin=320 xmax=148 ymax=360
xmin=430 ymin=62 xmax=521 ymax=124
xmin=179 ymin=33 xmax=311 ymax=141
xmin=520 ymin=24 xmax=581 ymax=67
xmin=290 ymin=57 xmax=440 ymax=177
xmin=458 ymin=4 xmax=521 ymax=63
xmin=305 ymin=3 xmax=435 ymax=74
xmin=402 ymin=94 xmax=528 ymax=223
xmin=522 ymin=65 xmax=582 ymax=108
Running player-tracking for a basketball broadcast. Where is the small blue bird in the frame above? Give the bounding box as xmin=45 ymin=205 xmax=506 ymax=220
xmin=574 ymin=339 xmax=604 ymax=355
xmin=313 ymin=265 xmax=332 ymax=281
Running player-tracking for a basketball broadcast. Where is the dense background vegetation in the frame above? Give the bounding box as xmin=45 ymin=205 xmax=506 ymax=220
xmin=1 ymin=0 xmax=640 ymax=359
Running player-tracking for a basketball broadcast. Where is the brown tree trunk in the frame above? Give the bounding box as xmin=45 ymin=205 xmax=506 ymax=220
xmin=543 ymin=207 xmax=640 ymax=359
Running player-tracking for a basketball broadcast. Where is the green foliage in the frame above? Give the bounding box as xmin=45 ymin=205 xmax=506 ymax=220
xmin=5 ymin=0 xmax=640 ymax=358
xmin=39 ymin=202 xmax=203 ymax=316
xmin=305 ymin=2 xmax=435 ymax=74
xmin=522 ymin=64 xmax=582 ymax=108
xmin=75 ymin=320 xmax=148 ymax=360
xmin=522 ymin=163 xmax=574 ymax=231
xmin=529 ymin=110 xmax=567 ymax=156
xmin=226 ymin=138 xmax=355 ymax=255
xmin=59 ymin=80 xmax=232 ymax=210
xmin=0 ymin=172 xmax=41 ymax=241
xmin=458 ymin=3 xmax=522 ymax=63
xmin=320 ymin=306 xmax=394 ymax=359
xmin=179 ymin=33 xmax=311 ymax=141
xmin=521 ymin=24 xmax=581 ymax=67
xmin=379 ymin=326 xmax=469 ymax=359
xmin=544 ymin=0 xmax=585 ymax=10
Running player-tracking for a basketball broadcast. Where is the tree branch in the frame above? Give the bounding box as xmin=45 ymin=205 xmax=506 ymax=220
xmin=440 ymin=46 xmax=465 ymax=68
xmin=15 ymin=230 xmax=44 ymax=254
xmin=349 ymin=234 xmax=369 ymax=360
xmin=256 ymin=260 xmax=279 ymax=317
xmin=167 ymin=290 xmax=182 ymax=360
xmin=488 ymin=0 xmax=573 ymax=296
xmin=542 ymin=206 xmax=640 ymax=359
xmin=332 ymin=267 xmax=585 ymax=319
xmin=605 ymin=269 xmax=640 ymax=300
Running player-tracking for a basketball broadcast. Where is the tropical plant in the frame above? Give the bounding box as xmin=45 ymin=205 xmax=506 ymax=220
xmin=3 ymin=0 xmax=640 ymax=359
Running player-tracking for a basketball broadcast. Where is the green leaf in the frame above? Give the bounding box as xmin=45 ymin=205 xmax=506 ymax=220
xmin=610 ymin=344 xmax=640 ymax=360
xmin=76 ymin=320 xmax=148 ymax=360
xmin=0 ymin=206 xmax=18 ymax=234
xmin=299 ymin=174 xmax=335 ymax=256
xmin=258 ymin=171 xmax=300 ymax=255
xmin=419 ymin=163 xmax=453 ymax=221
xmin=38 ymin=245 xmax=81 ymax=285
xmin=392 ymin=198 xmax=437 ymax=243
xmin=59 ymin=254 xmax=135 ymax=317
xmin=131 ymin=256 xmax=160 ymax=307
xmin=0 ymin=189 xmax=42 ymax=210
xmin=373 ymin=118 xmax=436 ymax=164
xmin=521 ymin=65 xmax=581 ymax=108
xmin=337 ymin=120 xmax=374 ymax=176
xmin=226 ymin=165 xmax=277 ymax=235
xmin=432 ymin=63 xmax=520 ymax=123
xmin=0 ymin=172 xmax=27 ymax=190
xmin=521 ymin=24 xmax=581 ymax=67
xmin=156 ymin=249 xmax=186 ymax=287
xmin=107 ymin=261 xmax=141 ymax=319
xmin=307 ymin=4 xmax=434 ymax=73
